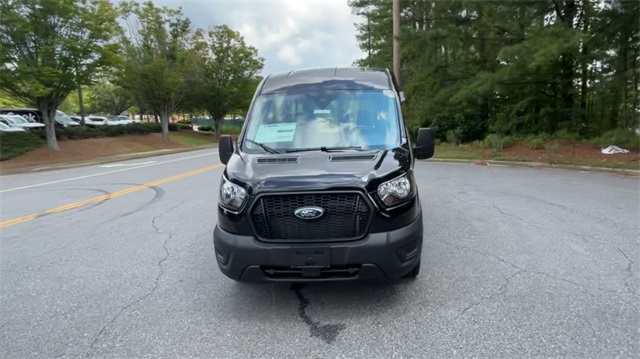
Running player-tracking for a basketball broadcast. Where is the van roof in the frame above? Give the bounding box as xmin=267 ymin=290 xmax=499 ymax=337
xmin=259 ymin=67 xmax=397 ymax=94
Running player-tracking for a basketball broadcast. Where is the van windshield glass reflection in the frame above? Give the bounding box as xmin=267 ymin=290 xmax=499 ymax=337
xmin=243 ymin=89 xmax=401 ymax=152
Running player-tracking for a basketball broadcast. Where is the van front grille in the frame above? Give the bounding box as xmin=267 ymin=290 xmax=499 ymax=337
xmin=250 ymin=192 xmax=371 ymax=241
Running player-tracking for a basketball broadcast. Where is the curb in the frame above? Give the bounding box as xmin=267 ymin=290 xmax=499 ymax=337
xmin=0 ymin=145 xmax=218 ymax=176
xmin=2 ymin=148 xmax=638 ymax=177
xmin=428 ymin=158 xmax=640 ymax=177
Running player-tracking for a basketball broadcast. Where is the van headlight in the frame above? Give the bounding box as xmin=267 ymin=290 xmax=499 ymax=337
xmin=377 ymin=174 xmax=412 ymax=206
xmin=219 ymin=176 xmax=247 ymax=211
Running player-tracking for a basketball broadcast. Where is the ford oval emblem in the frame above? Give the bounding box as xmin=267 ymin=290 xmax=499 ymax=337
xmin=294 ymin=206 xmax=324 ymax=220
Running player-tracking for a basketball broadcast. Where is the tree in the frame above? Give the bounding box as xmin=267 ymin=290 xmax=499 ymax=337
xmin=0 ymin=0 xmax=121 ymax=150
xmin=88 ymin=82 xmax=131 ymax=115
xmin=117 ymin=1 xmax=192 ymax=140
xmin=189 ymin=25 xmax=264 ymax=134
xmin=349 ymin=0 xmax=640 ymax=142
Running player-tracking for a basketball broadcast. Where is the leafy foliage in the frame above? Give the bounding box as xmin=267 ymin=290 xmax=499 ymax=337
xmin=350 ymin=0 xmax=640 ymax=142
xmin=526 ymin=133 xmax=551 ymax=150
xmin=30 ymin=123 xmax=177 ymax=141
xmin=187 ymin=25 xmax=264 ymax=134
xmin=88 ymin=82 xmax=131 ymax=115
xmin=116 ymin=1 xmax=193 ymax=140
xmin=590 ymin=129 xmax=640 ymax=150
xmin=0 ymin=0 xmax=121 ymax=150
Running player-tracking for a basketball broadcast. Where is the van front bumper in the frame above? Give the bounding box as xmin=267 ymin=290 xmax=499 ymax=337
xmin=213 ymin=215 xmax=423 ymax=282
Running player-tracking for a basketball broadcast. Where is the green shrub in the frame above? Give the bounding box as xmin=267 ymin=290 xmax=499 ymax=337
xmin=526 ymin=133 xmax=550 ymax=150
xmin=24 ymin=122 xmax=180 ymax=143
xmin=484 ymin=133 xmax=513 ymax=153
xmin=142 ymin=123 xmax=162 ymax=133
xmin=445 ymin=129 xmax=462 ymax=145
xmin=0 ymin=131 xmax=45 ymax=160
xmin=177 ymin=123 xmax=193 ymax=130
xmin=544 ymin=139 xmax=560 ymax=163
xmin=221 ymin=125 xmax=241 ymax=136
xmin=590 ymin=129 xmax=640 ymax=150
xmin=553 ymin=129 xmax=580 ymax=141
xmin=198 ymin=125 xmax=214 ymax=132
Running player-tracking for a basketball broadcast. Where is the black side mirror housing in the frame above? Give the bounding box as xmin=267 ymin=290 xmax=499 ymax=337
xmin=219 ymin=135 xmax=234 ymax=164
xmin=414 ymin=128 xmax=435 ymax=160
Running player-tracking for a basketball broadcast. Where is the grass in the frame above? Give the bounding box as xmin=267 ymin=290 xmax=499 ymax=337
xmin=170 ymin=133 xmax=215 ymax=146
xmin=434 ymin=142 xmax=486 ymax=160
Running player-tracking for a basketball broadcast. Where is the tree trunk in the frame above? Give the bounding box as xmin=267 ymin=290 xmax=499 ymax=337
xmin=39 ymin=106 xmax=60 ymax=151
xmin=78 ymin=85 xmax=86 ymax=126
xmin=214 ymin=118 xmax=221 ymax=136
xmin=634 ymin=50 xmax=639 ymax=129
xmin=160 ymin=111 xmax=170 ymax=140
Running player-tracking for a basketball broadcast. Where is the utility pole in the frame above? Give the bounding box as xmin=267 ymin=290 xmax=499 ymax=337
xmin=367 ymin=13 xmax=371 ymax=66
xmin=392 ymin=0 xmax=401 ymax=87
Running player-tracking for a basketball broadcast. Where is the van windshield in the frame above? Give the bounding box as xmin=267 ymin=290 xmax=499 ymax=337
xmin=243 ymin=89 xmax=401 ymax=152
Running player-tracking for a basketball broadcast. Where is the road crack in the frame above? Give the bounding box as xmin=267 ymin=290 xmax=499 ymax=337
xmin=85 ymin=200 xmax=185 ymax=356
xmin=455 ymin=269 xmax=525 ymax=320
xmin=438 ymin=239 xmax=633 ymax=296
xmin=492 ymin=202 xmax=592 ymax=243
xmin=618 ymin=247 xmax=637 ymax=295
xmin=291 ymin=284 xmax=346 ymax=344
xmin=492 ymin=202 xmax=547 ymax=231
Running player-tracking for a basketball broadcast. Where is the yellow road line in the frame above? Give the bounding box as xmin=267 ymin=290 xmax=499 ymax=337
xmin=0 ymin=164 xmax=223 ymax=228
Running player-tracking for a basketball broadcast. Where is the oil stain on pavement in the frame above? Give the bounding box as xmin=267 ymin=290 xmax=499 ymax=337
xmin=291 ymin=284 xmax=346 ymax=344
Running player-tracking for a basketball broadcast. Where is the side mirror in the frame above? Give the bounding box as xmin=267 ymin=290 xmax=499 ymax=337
xmin=219 ymin=135 xmax=234 ymax=164
xmin=414 ymin=128 xmax=435 ymax=159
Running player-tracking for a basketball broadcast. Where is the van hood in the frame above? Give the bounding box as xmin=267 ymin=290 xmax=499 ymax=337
xmin=225 ymin=145 xmax=412 ymax=194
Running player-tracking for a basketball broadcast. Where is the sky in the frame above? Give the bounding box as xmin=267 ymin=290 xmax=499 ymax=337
xmin=149 ymin=0 xmax=367 ymax=76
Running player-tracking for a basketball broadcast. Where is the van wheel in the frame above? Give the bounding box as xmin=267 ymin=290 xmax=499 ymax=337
xmin=404 ymin=260 xmax=420 ymax=279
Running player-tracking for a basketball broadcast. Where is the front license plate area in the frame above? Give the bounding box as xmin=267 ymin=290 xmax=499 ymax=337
xmin=290 ymin=248 xmax=330 ymax=268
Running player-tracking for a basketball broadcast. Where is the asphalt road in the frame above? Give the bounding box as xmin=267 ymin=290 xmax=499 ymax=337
xmin=1 ymin=149 xmax=638 ymax=358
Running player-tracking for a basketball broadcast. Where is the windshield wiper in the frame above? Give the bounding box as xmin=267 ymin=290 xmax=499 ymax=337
xmin=246 ymin=139 xmax=280 ymax=154
xmin=285 ymin=146 xmax=363 ymax=153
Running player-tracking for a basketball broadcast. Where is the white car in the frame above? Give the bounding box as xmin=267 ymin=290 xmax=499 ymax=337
xmin=107 ymin=115 xmax=133 ymax=124
xmin=87 ymin=116 xmax=122 ymax=126
xmin=72 ymin=116 xmax=106 ymax=127
xmin=0 ymin=122 xmax=25 ymax=132
xmin=0 ymin=114 xmax=45 ymax=131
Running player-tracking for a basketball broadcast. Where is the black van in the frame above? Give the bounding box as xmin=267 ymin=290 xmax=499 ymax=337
xmin=0 ymin=108 xmax=80 ymax=128
xmin=213 ymin=67 xmax=435 ymax=282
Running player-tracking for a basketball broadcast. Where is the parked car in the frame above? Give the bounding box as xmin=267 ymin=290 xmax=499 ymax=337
xmin=71 ymin=115 xmax=108 ymax=127
xmin=213 ymin=67 xmax=435 ymax=283
xmin=107 ymin=115 xmax=133 ymax=124
xmin=0 ymin=114 xmax=45 ymax=131
xmin=0 ymin=108 xmax=80 ymax=128
xmin=86 ymin=115 xmax=122 ymax=126
xmin=0 ymin=122 xmax=25 ymax=132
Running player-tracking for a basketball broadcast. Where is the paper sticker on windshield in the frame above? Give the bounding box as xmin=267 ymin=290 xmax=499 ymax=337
xmin=383 ymin=90 xmax=396 ymax=98
xmin=254 ymin=123 xmax=296 ymax=143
